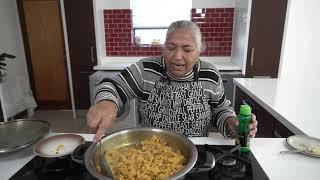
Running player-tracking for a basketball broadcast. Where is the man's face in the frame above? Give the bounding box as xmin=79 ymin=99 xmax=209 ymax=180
xmin=164 ymin=29 xmax=200 ymax=77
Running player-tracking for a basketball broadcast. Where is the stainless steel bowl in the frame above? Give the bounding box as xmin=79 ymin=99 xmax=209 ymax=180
xmin=84 ymin=127 xmax=198 ymax=180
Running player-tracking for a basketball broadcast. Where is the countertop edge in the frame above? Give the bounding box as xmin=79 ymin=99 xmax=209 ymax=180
xmin=2 ymin=134 xmax=319 ymax=180
xmin=233 ymin=78 xmax=305 ymax=135
xmin=93 ymin=57 xmax=242 ymax=71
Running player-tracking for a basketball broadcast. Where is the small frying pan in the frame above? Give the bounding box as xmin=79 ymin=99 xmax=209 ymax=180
xmin=33 ymin=134 xmax=85 ymax=158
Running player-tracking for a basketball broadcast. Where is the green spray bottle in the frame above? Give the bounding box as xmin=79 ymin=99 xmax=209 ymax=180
xmin=237 ymin=104 xmax=252 ymax=153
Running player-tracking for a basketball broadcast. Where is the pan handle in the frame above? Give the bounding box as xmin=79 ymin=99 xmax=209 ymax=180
xmin=189 ymin=151 xmax=215 ymax=173
xmin=189 ymin=145 xmax=241 ymax=174
xmin=71 ymin=141 xmax=92 ymax=164
xmin=215 ymin=145 xmax=241 ymax=161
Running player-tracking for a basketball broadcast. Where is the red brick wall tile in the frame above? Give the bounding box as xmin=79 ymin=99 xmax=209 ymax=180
xmin=104 ymin=8 xmax=234 ymax=57
xmin=192 ymin=8 xmax=234 ymax=56
xmin=104 ymin=9 xmax=162 ymax=56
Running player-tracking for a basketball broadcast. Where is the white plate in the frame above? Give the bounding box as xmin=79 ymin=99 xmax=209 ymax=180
xmin=33 ymin=134 xmax=85 ymax=158
xmin=286 ymin=135 xmax=320 ymax=157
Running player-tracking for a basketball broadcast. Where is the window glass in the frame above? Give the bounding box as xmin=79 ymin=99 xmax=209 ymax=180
xmin=132 ymin=0 xmax=191 ymax=44
xmin=134 ymin=29 xmax=167 ymax=45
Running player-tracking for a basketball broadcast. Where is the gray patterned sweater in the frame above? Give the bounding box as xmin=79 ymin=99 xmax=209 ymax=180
xmin=94 ymin=56 xmax=236 ymax=137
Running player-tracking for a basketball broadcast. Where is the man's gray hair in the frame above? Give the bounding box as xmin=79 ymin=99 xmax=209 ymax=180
xmin=166 ymin=20 xmax=203 ymax=52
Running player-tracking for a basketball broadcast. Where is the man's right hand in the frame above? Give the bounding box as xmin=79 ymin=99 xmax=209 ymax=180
xmin=86 ymin=100 xmax=118 ymax=142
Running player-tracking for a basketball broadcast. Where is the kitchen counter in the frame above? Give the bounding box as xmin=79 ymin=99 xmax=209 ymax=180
xmin=233 ymin=78 xmax=320 ymax=139
xmin=1 ymin=133 xmax=320 ymax=180
xmin=93 ymin=57 xmax=242 ymax=71
xmin=251 ymin=138 xmax=320 ymax=180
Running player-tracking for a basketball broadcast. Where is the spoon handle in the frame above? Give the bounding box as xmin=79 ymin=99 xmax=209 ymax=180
xmin=280 ymin=149 xmax=303 ymax=154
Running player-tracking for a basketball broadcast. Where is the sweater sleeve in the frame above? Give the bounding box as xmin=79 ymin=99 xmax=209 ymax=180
xmin=93 ymin=60 xmax=145 ymax=109
xmin=211 ymin=76 xmax=237 ymax=138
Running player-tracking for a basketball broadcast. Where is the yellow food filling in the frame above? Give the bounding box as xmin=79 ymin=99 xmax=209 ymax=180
xmin=55 ymin=144 xmax=64 ymax=154
xmin=105 ymin=136 xmax=186 ymax=180
xmin=307 ymin=146 xmax=320 ymax=155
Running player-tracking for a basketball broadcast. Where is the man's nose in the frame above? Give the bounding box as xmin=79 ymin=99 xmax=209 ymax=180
xmin=174 ymin=48 xmax=183 ymax=59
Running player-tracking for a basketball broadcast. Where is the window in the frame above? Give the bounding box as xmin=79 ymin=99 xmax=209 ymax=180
xmin=131 ymin=0 xmax=192 ymax=45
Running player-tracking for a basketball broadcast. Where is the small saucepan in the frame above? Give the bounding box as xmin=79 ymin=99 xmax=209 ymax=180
xmin=33 ymin=133 xmax=85 ymax=158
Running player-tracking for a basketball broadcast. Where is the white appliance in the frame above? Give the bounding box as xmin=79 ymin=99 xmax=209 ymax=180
xmin=89 ymin=71 xmax=139 ymax=134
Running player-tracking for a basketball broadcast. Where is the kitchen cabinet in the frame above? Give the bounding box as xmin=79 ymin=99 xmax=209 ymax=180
xmin=220 ymin=71 xmax=243 ymax=106
xmin=234 ymin=86 xmax=294 ymax=138
xmin=273 ymin=119 xmax=294 ymax=138
xmin=64 ymin=0 xmax=97 ymax=109
xmin=245 ymin=0 xmax=288 ymax=78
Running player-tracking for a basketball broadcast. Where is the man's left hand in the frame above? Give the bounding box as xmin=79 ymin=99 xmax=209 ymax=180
xmin=226 ymin=113 xmax=258 ymax=138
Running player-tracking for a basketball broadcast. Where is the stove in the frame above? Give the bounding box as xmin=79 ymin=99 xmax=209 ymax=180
xmin=185 ymin=145 xmax=268 ymax=180
xmin=10 ymin=143 xmax=269 ymax=180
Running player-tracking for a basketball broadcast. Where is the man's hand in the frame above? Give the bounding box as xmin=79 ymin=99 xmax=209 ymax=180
xmin=248 ymin=114 xmax=258 ymax=137
xmin=86 ymin=100 xmax=118 ymax=142
xmin=226 ymin=113 xmax=258 ymax=138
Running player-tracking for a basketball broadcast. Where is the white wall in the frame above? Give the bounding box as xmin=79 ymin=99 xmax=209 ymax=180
xmin=278 ymin=0 xmax=320 ymax=85
xmin=231 ymin=0 xmax=251 ymax=73
xmin=93 ymin=0 xmax=131 ymax=61
xmin=0 ymin=0 xmax=37 ymax=118
xmin=192 ymin=0 xmax=235 ymax=8
xmin=95 ymin=0 xmax=130 ymax=9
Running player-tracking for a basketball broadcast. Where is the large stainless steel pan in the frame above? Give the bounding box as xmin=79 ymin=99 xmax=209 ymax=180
xmin=72 ymin=127 xmax=240 ymax=180
xmin=73 ymin=127 xmax=198 ymax=180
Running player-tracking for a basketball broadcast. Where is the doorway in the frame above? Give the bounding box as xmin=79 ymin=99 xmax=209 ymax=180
xmin=17 ymin=0 xmax=70 ymax=109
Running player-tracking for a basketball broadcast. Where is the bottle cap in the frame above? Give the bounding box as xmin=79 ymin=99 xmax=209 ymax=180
xmin=240 ymin=104 xmax=251 ymax=115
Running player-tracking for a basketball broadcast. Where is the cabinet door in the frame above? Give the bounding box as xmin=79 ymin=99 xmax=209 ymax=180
xmin=72 ymin=66 xmax=95 ymax=109
xmin=220 ymin=72 xmax=244 ymax=105
xmin=18 ymin=0 xmax=70 ymax=109
xmin=234 ymin=86 xmax=274 ymax=137
xmin=64 ymin=0 xmax=97 ymax=108
xmin=273 ymin=120 xmax=294 ymax=138
xmin=246 ymin=0 xmax=288 ymax=78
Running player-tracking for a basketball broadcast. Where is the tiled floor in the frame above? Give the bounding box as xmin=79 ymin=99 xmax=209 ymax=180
xmin=26 ymin=110 xmax=91 ymax=134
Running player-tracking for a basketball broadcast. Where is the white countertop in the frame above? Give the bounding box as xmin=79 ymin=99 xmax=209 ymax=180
xmin=93 ymin=57 xmax=242 ymax=71
xmin=1 ymin=133 xmax=320 ymax=180
xmin=233 ymin=78 xmax=320 ymax=139
xmin=251 ymin=138 xmax=320 ymax=180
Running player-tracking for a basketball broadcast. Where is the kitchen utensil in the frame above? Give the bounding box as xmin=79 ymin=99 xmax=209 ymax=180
xmin=73 ymin=127 xmax=198 ymax=180
xmin=215 ymin=144 xmax=241 ymax=161
xmin=280 ymin=149 xmax=304 ymax=154
xmin=285 ymin=135 xmax=320 ymax=157
xmin=33 ymin=134 xmax=85 ymax=158
xmin=190 ymin=144 xmax=241 ymax=173
xmin=98 ymin=135 xmax=114 ymax=178
xmin=0 ymin=119 xmax=51 ymax=153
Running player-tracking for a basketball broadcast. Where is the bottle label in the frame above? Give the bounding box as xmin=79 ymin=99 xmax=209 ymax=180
xmin=238 ymin=131 xmax=250 ymax=152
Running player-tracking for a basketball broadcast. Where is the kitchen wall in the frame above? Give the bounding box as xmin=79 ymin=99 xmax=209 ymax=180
xmin=192 ymin=0 xmax=234 ymax=8
xmin=93 ymin=0 xmax=238 ymax=66
xmin=0 ymin=0 xmax=37 ymax=119
xmin=104 ymin=8 xmax=234 ymax=56
xmin=103 ymin=9 xmax=162 ymax=57
xmin=273 ymin=0 xmax=320 ymax=112
xmin=232 ymin=0 xmax=250 ymax=74
xmin=279 ymin=0 xmax=320 ymax=83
